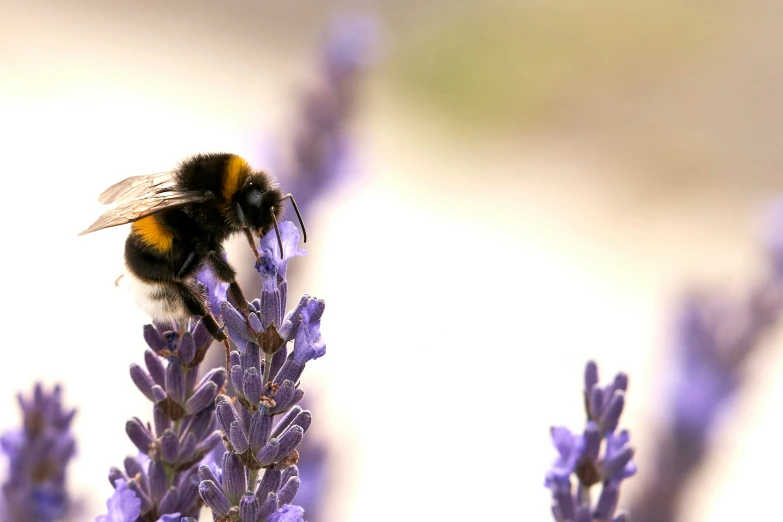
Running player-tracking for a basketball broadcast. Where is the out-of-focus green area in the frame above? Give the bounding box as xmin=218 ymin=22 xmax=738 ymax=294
xmin=386 ymin=0 xmax=733 ymax=131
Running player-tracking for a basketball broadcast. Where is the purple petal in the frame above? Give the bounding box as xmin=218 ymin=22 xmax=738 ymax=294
xmin=267 ymin=504 xmax=306 ymax=522
xmin=258 ymin=222 xmax=307 ymax=280
xmin=95 ymin=479 xmax=141 ymax=522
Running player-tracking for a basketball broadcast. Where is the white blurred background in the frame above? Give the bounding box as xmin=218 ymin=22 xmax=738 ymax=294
xmin=2 ymin=0 xmax=783 ymax=521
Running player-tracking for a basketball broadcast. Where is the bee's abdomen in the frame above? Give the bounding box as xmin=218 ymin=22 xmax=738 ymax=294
xmin=123 ymin=270 xmax=187 ymax=323
xmin=130 ymin=215 xmax=174 ymax=254
xmin=123 ymin=232 xmax=186 ymax=322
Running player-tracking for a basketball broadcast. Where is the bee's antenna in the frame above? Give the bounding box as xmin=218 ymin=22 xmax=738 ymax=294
xmin=270 ymin=208 xmax=285 ymax=259
xmin=279 ymin=193 xmax=307 ymax=243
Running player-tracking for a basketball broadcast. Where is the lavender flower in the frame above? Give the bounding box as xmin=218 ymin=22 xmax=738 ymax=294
xmin=546 ymin=361 xmax=635 ymax=522
xmin=0 ymin=383 xmax=77 ymax=522
xmin=97 ymin=268 xmax=227 ymax=521
xmin=283 ymin=14 xmax=377 ymax=211
xmin=629 ymin=289 xmax=783 ymax=522
xmin=629 ymin=200 xmax=783 ymax=522
xmin=198 ymin=261 xmax=229 ymax=318
xmin=200 ymin=222 xmax=323 ymax=522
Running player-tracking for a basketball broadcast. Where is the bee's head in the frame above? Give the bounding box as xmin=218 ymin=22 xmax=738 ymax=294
xmin=233 ymin=172 xmax=307 ymax=259
xmin=234 ymin=173 xmax=283 ymax=236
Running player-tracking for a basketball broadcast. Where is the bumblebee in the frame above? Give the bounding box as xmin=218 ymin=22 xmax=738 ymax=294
xmin=80 ymin=152 xmax=306 ymax=367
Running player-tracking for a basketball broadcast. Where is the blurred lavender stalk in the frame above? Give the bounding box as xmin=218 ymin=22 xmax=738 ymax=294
xmin=630 ymin=200 xmax=783 ymax=522
xmin=0 ymin=383 xmax=77 ymax=522
xmin=545 ymin=361 xmax=636 ymax=522
xmin=281 ymin=14 xmax=377 ymax=212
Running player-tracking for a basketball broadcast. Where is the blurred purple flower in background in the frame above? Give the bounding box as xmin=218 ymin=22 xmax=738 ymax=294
xmin=0 ymin=383 xmax=77 ymax=522
xmin=628 ymin=199 xmax=783 ymax=522
xmin=546 ymin=361 xmax=635 ymax=522
xmin=282 ymin=14 xmax=377 ymax=212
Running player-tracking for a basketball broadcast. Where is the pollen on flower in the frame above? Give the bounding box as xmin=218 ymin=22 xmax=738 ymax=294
xmin=282 ymin=449 xmax=301 ymax=467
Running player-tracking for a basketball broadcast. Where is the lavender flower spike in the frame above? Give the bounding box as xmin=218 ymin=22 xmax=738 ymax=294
xmin=631 ymin=286 xmax=783 ymax=522
xmin=627 ymin=201 xmax=783 ymax=522
xmin=252 ymin=220 xmax=307 ymax=334
xmin=283 ymin=14 xmax=377 ymax=214
xmin=201 ymin=223 xmax=322 ymax=522
xmin=546 ymin=361 xmax=635 ymax=522
xmin=1 ymin=383 xmax=77 ymax=522
xmin=99 ymin=268 xmax=227 ymax=521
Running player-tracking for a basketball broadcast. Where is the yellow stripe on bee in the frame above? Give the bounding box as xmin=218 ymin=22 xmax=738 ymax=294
xmin=131 ymin=215 xmax=174 ymax=253
xmin=223 ymin=154 xmax=249 ymax=201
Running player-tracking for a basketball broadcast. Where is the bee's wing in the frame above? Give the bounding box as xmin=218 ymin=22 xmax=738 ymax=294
xmin=98 ymin=171 xmax=177 ymax=204
xmin=78 ymin=190 xmax=213 ymax=236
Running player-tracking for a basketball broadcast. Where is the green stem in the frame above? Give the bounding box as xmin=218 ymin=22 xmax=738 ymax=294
xmin=578 ymin=482 xmax=591 ymax=507
xmin=165 ymin=463 xmax=176 ymax=488
xmin=263 ymin=351 xmax=273 ymax=386
xmin=248 ymin=468 xmax=260 ymax=492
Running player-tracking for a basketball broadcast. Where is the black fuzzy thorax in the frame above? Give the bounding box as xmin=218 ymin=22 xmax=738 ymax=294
xmin=175 ymin=153 xmax=239 ymax=239
xmin=175 ymin=152 xmax=235 ymax=196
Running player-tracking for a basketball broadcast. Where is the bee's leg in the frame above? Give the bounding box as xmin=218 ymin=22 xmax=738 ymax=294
xmin=177 ymin=251 xmax=199 ymax=279
xmin=174 ymin=281 xmax=232 ymax=375
xmin=207 ymin=251 xmax=250 ymax=318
